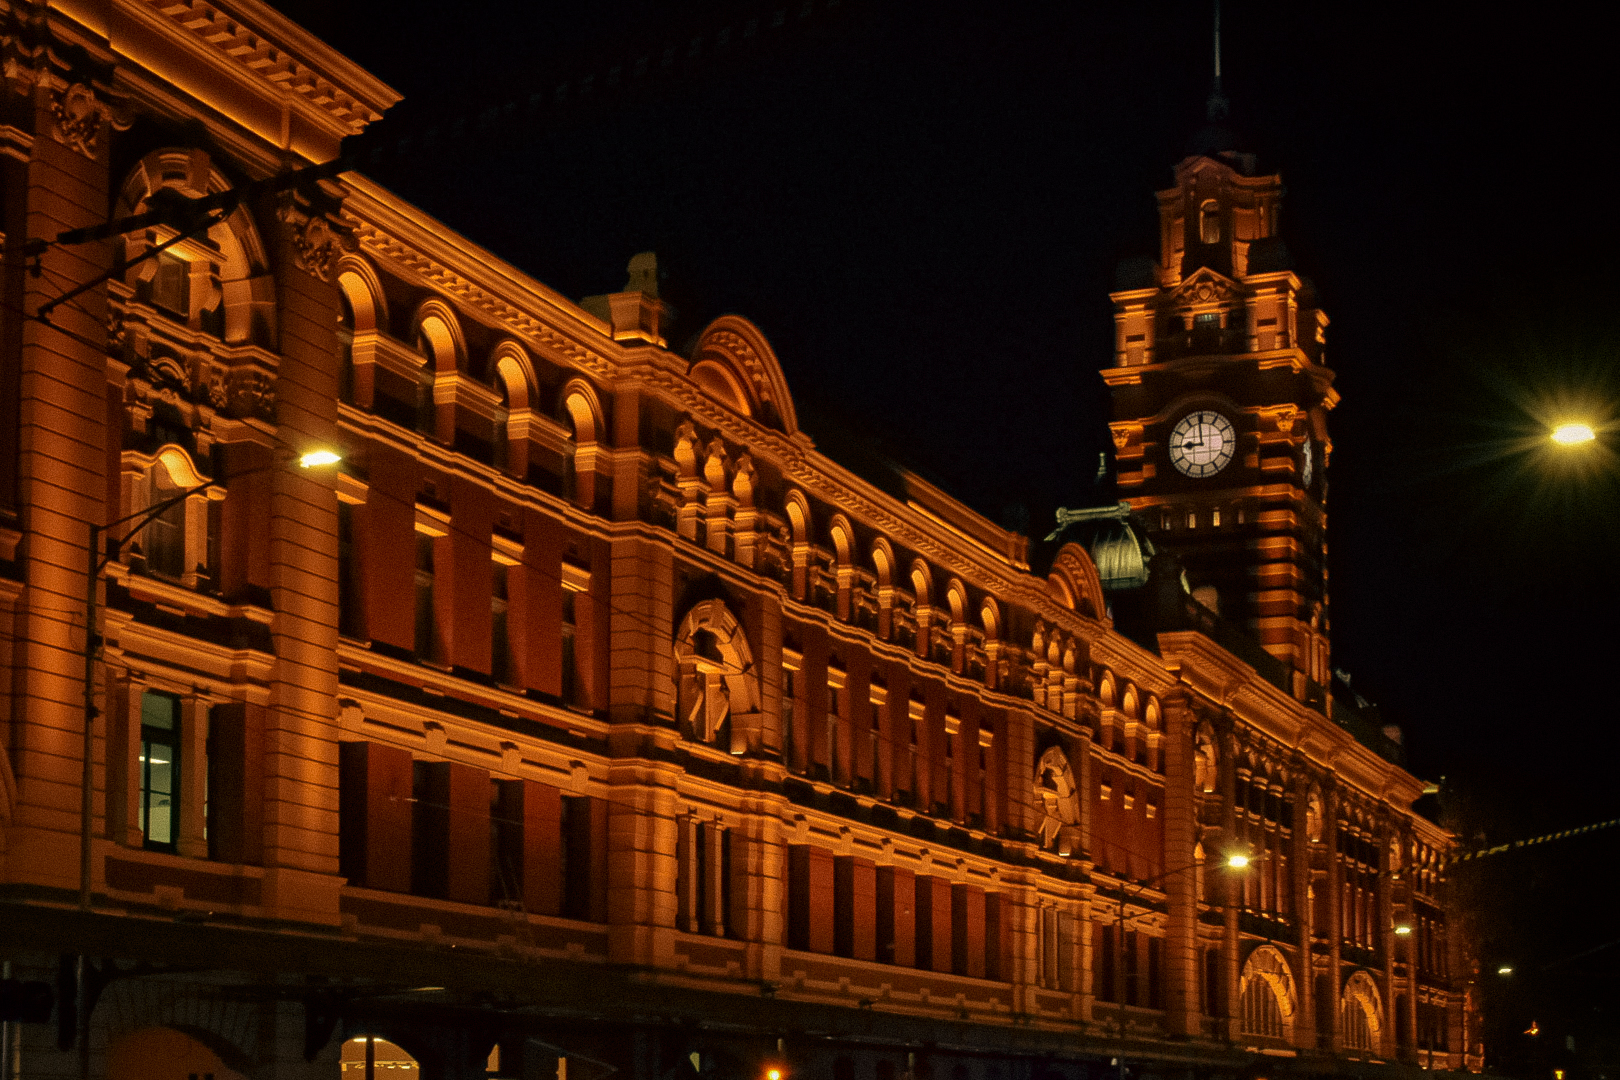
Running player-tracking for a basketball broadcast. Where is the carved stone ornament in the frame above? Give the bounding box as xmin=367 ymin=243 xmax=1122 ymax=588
xmin=223 ymin=369 xmax=277 ymax=421
xmin=290 ymin=213 xmax=343 ymax=281
xmin=52 ymin=83 xmax=108 ymax=159
xmin=278 ymin=193 xmax=352 ymax=282
xmin=204 ymin=365 xmax=230 ymax=411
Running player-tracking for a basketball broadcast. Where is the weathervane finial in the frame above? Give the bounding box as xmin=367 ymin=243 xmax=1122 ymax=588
xmin=1206 ymin=0 xmax=1229 ymax=123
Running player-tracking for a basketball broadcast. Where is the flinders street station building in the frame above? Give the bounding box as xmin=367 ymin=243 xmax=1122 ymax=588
xmin=0 ymin=3 xmax=1481 ymax=1080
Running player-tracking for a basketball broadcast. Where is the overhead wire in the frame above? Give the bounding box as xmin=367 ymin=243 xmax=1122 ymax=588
xmin=1451 ymin=814 xmax=1620 ymax=864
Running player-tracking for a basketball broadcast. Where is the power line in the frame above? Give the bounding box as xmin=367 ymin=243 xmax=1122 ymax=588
xmin=1452 ymin=815 xmax=1620 ymax=864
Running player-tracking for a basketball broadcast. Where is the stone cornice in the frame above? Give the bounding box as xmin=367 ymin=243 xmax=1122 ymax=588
xmin=1157 ymin=631 xmax=1432 ymax=816
xmin=99 ymin=0 xmax=397 ymax=148
xmin=343 ymin=176 xmax=620 ymax=379
xmin=344 ymin=180 xmax=1112 ymax=660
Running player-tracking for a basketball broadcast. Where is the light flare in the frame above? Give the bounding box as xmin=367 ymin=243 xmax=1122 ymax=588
xmin=1551 ymin=422 xmax=1596 ymax=445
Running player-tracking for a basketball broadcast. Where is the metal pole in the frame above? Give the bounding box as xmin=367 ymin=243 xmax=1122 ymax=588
xmin=80 ymin=524 xmax=100 ymax=912
xmin=1 ymin=961 xmax=11 ymax=1080
xmin=78 ymin=523 xmax=100 ymax=1080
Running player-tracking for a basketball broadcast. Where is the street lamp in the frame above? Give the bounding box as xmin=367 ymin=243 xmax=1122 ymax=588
xmin=1109 ymin=850 xmax=1254 ymax=928
xmin=78 ymin=444 xmax=341 ymax=910
xmin=1106 ymin=850 xmax=1256 ymax=1080
xmin=1550 ymin=422 xmax=1596 ymax=446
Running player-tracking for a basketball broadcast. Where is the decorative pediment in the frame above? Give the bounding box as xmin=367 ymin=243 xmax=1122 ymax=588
xmin=1171 ymin=267 xmax=1241 ymax=308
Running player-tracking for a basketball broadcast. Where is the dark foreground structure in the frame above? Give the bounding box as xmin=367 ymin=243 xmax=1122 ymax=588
xmin=0 ymin=3 xmax=1479 ymax=1080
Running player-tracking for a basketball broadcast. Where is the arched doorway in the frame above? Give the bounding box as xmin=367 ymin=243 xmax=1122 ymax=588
xmin=340 ymin=1036 xmax=421 ymax=1080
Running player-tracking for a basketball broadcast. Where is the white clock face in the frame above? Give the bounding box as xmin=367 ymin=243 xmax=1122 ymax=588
xmin=1168 ymin=410 xmax=1236 ymax=478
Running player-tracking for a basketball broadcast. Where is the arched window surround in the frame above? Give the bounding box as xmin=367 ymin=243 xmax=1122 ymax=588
xmin=674 ymin=599 xmax=759 ymax=755
xmin=121 ymin=444 xmax=222 ymax=591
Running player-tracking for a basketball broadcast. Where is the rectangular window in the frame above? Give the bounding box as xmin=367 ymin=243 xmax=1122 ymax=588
xmin=151 ymin=251 xmax=190 ymax=317
xmin=678 ymin=818 xmax=731 ymax=938
xmin=1124 ymin=929 xmax=1140 ymax=1006
xmin=560 ymin=588 xmax=579 ymax=705
xmin=205 ymin=497 xmax=223 ymax=591
xmin=490 ymin=779 xmax=524 ymax=906
xmin=977 ymin=728 xmax=990 ymax=822
xmin=1148 ymin=935 xmax=1164 ymax=1009
xmin=1211 ymin=508 xmax=1222 ymax=527
xmin=781 ymin=653 xmax=800 ymax=772
xmin=491 ymin=559 xmax=512 ymax=685
xmin=145 ymin=472 xmax=186 ymax=579
xmin=826 ymin=666 xmax=846 ymax=785
xmin=337 ymin=501 xmax=364 ymax=639
xmin=1038 ymin=905 xmax=1059 ymax=988
xmin=139 ymin=691 xmax=181 ymax=851
xmin=1095 ymin=923 xmax=1116 ymax=1003
xmin=413 ymin=530 xmax=438 ymax=660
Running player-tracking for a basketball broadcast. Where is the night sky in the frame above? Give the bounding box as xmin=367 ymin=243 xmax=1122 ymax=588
xmin=272 ymin=0 xmax=1619 ymax=1054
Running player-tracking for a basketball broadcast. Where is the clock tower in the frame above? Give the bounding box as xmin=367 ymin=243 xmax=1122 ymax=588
xmin=1102 ymin=117 xmax=1337 ymax=702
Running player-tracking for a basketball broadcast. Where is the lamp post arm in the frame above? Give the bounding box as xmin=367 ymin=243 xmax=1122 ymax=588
xmin=91 ymin=478 xmax=217 ymax=575
xmin=78 ymin=450 xmax=325 ymax=912
xmin=1111 ymin=857 xmax=1211 ymax=923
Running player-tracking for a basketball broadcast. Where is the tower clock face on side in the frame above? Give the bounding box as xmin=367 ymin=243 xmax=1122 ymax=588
xmin=1168 ymin=410 xmax=1236 ymax=478
xmin=1301 ymin=439 xmax=1315 ymax=488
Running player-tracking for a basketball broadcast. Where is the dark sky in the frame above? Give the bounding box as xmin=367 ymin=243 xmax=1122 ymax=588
xmin=276 ymin=1 xmax=1619 ymax=851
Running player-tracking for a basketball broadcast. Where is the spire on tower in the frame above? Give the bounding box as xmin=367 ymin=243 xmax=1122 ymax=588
xmin=1206 ymin=0 xmax=1229 ymax=123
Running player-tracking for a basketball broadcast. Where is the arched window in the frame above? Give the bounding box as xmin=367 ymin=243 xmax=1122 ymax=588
xmin=1034 ymin=745 xmax=1079 ymax=854
xmin=828 ymin=516 xmax=854 ymax=621
xmin=109 ymin=1026 xmax=249 ymax=1080
xmin=674 ymin=600 xmax=758 ymax=754
xmin=132 ymin=447 xmax=215 ymax=588
xmin=490 ymin=347 xmax=534 ymax=478
xmin=1199 ymin=199 xmax=1221 ymax=244
xmin=785 ymin=492 xmax=811 ymax=600
xmin=413 ymin=306 xmax=462 ymax=441
xmin=1238 ymin=945 xmax=1297 ymax=1042
xmin=870 ymin=539 xmax=895 ymax=640
xmin=1241 ymin=976 xmax=1285 ymax=1038
xmin=910 ymin=560 xmax=934 ymax=660
xmin=339 ymin=1036 xmax=420 ymax=1080
xmin=562 ymin=382 xmax=603 ymax=510
xmin=1340 ymin=971 xmax=1384 ymax=1052
xmin=115 ymin=149 xmax=276 ymax=346
xmin=1195 ymin=728 xmax=1219 ymax=794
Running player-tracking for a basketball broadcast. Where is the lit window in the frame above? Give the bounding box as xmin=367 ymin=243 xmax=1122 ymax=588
xmin=1195 ymin=312 xmax=1220 ymax=328
xmin=1199 ymin=199 xmax=1220 ymax=244
xmin=1211 ymin=508 xmax=1222 ymax=527
xmin=139 ymin=691 xmax=180 ymax=851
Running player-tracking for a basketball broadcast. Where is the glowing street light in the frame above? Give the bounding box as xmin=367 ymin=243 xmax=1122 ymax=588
xmin=1550 ymin=422 xmax=1596 ymax=446
xmin=299 ymin=448 xmax=344 ymax=468
xmin=1497 ymin=965 xmax=1514 ymax=976
xmin=1225 ymin=853 xmax=1251 ymax=869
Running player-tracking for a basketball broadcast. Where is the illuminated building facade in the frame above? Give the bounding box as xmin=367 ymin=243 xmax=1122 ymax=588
xmin=0 ymin=3 xmax=1479 ymax=1080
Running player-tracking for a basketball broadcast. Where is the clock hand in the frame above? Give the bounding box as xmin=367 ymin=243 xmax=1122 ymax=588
xmin=1181 ymin=441 xmax=1203 ymax=449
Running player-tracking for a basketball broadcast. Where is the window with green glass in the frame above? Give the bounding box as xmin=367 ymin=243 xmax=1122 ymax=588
xmin=140 ymin=691 xmax=180 ymax=851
